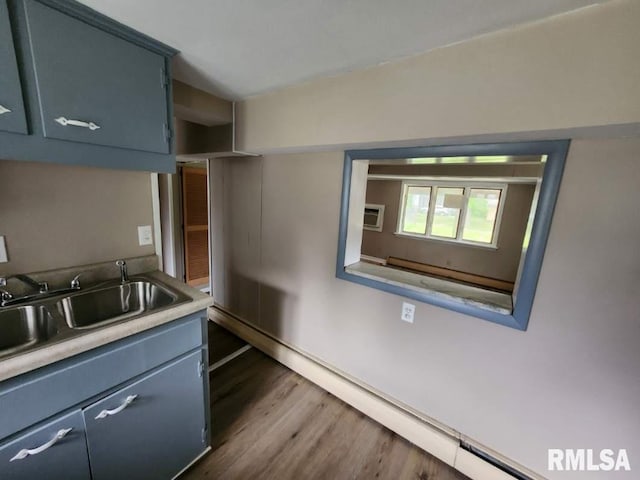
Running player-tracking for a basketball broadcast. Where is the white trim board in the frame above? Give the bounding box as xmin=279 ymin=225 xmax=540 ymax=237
xmin=209 ymin=307 xmax=538 ymax=480
xmin=208 ymin=344 xmax=252 ymax=372
xmin=171 ymin=446 xmax=211 ymax=480
xmin=150 ymin=173 xmax=163 ymax=270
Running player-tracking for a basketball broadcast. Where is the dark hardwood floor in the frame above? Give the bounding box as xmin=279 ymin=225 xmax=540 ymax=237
xmin=185 ymin=322 xmax=469 ymax=480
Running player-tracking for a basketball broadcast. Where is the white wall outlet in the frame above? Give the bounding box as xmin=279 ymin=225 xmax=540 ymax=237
xmin=401 ymin=302 xmax=415 ymax=323
xmin=137 ymin=225 xmax=153 ymax=246
xmin=0 ymin=236 xmax=8 ymax=263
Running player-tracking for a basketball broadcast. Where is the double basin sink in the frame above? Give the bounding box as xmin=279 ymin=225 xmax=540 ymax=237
xmin=0 ymin=276 xmax=191 ymax=360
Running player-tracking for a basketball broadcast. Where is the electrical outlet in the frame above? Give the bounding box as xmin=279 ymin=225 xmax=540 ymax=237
xmin=137 ymin=225 xmax=153 ymax=246
xmin=0 ymin=236 xmax=8 ymax=263
xmin=401 ymin=302 xmax=415 ymax=323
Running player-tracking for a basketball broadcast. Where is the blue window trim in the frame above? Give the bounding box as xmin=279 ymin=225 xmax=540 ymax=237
xmin=335 ymin=140 xmax=570 ymax=331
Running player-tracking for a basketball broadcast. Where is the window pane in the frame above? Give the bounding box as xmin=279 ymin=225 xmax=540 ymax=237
xmin=402 ymin=186 xmax=430 ymax=234
xmin=431 ymin=187 xmax=463 ymax=238
xmin=463 ymin=189 xmax=501 ymax=243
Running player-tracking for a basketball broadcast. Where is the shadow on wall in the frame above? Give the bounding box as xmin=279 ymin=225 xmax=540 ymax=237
xmin=224 ymin=269 xmax=300 ymax=343
xmin=210 ymin=275 xmax=302 ymax=449
xmin=225 ymin=269 xmax=261 ymax=326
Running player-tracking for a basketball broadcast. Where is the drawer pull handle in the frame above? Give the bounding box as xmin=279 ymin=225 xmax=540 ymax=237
xmin=10 ymin=428 xmax=73 ymax=462
xmin=0 ymin=105 xmax=11 ymax=115
xmin=95 ymin=394 xmax=138 ymax=419
xmin=54 ymin=116 xmax=100 ymax=131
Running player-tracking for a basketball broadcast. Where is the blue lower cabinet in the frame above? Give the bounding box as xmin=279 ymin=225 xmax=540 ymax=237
xmin=83 ymin=350 xmax=207 ymax=480
xmin=0 ymin=410 xmax=91 ymax=480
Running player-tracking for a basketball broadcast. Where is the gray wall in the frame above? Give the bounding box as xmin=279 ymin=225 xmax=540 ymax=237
xmin=0 ymin=160 xmax=155 ymax=275
xmin=362 ymin=180 xmax=535 ymax=282
xmin=213 ymin=138 xmax=640 ymax=479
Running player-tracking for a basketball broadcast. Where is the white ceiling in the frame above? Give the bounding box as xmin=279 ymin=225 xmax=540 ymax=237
xmin=78 ymin=0 xmax=604 ymax=100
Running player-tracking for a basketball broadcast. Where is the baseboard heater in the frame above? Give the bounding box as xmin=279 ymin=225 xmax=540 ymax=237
xmin=209 ymin=306 xmax=540 ymax=480
xmin=460 ymin=442 xmax=533 ymax=480
xmin=386 ymin=256 xmax=515 ymax=293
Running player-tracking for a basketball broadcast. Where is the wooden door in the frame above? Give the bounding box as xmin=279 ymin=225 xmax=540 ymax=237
xmin=182 ymin=167 xmax=210 ymax=286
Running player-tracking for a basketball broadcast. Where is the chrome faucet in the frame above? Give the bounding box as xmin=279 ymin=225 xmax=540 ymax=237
xmin=0 ymin=278 xmax=13 ymax=304
xmin=0 ymin=273 xmax=82 ymax=307
xmin=1 ymin=274 xmax=48 ymax=294
xmin=116 ymin=260 xmax=129 ymax=284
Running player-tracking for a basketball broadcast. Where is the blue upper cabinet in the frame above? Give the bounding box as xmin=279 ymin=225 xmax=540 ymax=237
xmin=0 ymin=0 xmax=28 ymax=135
xmin=0 ymin=0 xmax=178 ymax=172
xmin=24 ymin=0 xmax=169 ymax=154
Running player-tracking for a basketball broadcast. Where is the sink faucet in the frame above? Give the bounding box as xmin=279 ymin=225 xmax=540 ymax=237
xmin=116 ymin=260 xmax=129 ymax=284
xmin=0 ymin=274 xmax=48 ymax=294
xmin=0 ymin=273 xmax=81 ymax=307
xmin=0 ymin=278 xmax=13 ymax=304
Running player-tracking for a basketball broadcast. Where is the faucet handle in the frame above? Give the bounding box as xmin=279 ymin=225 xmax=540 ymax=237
xmin=0 ymin=277 xmax=6 ymax=287
xmin=0 ymin=290 xmax=13 ymax=304
xmin=70 ymin=274 xmax=82 ymax=289
xmin=38 ymin=281 xmax=49 ymax=293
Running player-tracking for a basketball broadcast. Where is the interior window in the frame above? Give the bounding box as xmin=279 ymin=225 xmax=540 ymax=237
xmin=401 ymin=186 xmax=431 ymax=234
xmin=337 ymin=141 xmax=569 ymax=330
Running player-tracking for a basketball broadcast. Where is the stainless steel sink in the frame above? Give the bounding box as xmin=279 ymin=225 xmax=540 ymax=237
xmin=0 ymin=305 xmax=58 ymax=355
xmin=0 ymin=274 xmax=192 ymax=360
xmin=56 ymin=280 xmax=189 ymax=329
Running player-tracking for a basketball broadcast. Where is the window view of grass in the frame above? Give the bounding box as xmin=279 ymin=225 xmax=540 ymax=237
xmin=462 ymin=189 xmax=501 ymax=243
xmin=431 ymin=187 xmax=463 ymax=238
xmin=401 ymin=186 xmax=430 ymax=234
xmin=397 ymin=184 xmax=503 ymax=245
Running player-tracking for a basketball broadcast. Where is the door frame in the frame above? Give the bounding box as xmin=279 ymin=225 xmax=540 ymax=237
xmin=157 ymin=159 xmax=213 ymax=294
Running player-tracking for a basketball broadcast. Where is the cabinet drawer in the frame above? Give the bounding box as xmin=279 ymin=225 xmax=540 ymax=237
xmin=0 ymin=409 xmax=91 ymax=480
xmin=0 ymin=313 xmax=204 ymax=441
xmin=23 ymin=0 xmax=170 ymax=153
xmin=84 ymin=350 xmax=207 ymax=480
xmin=0 ymin=0 xmax=28 ymax=134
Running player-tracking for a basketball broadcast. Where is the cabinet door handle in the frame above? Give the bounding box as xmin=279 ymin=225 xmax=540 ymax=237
xmin=95 ymin=394 xmax=138 ymax=419
xmin=10 ymin=428 xmax=73 ymax=462
xmin=54 ymin=116 xmax=100 ymax=131
xmin=0 ymin=105 xmax=11 ymax=115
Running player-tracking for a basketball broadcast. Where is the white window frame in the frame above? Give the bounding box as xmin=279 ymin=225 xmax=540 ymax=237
xmin=395 ymin=180 xmax=507 ymax=248
xmin=363 ymin=203 xmax=385 ymax=232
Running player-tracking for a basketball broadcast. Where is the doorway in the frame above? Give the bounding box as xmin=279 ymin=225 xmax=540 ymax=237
xmin=182 ymin=166 xmax=210 ymax=287
xmin=158 ymin=160 xmax=211 ymax=293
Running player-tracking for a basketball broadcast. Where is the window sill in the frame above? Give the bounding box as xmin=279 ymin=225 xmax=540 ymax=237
xmin=345 ymin=261 xmax=512 ymax=315
xmin=393 ymin=232 xmax=499 ymax=250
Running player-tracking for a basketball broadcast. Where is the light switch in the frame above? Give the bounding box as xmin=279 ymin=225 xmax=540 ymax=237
xmin=137 ymin=225 xmax=153 ymax=246
xmin=0 ymin=236 xmax=7 ymax=263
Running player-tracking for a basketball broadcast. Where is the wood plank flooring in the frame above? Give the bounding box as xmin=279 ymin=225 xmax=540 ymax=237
xmin=184 ymin=322 xmax=469 ymax=480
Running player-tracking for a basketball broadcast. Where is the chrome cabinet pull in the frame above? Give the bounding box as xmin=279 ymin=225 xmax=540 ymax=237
xmin=54 ymin=116 xmax=100 ymax=131
xmin=10 ymin=428 xmax=73 ymax=462
xmin=95 ymin=394 xmax=137 ymax=420
xmin=0 ymin=105 xmax=11 ymax=115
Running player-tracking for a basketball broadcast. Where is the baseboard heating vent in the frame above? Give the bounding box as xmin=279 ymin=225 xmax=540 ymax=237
xmin=460 ymin=441 xmax=533 ymax=480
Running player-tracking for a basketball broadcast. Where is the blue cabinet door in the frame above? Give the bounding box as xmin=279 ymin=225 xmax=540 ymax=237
xmin=0 ymin=0 xmax=28 ymax=135
xmin=0 ymin=409 xmax=91 ymax=480
xmin=83 ymin=350 xmax=207 ymax=480
xmin=23 ymin=0 xmax=170 ymax=154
